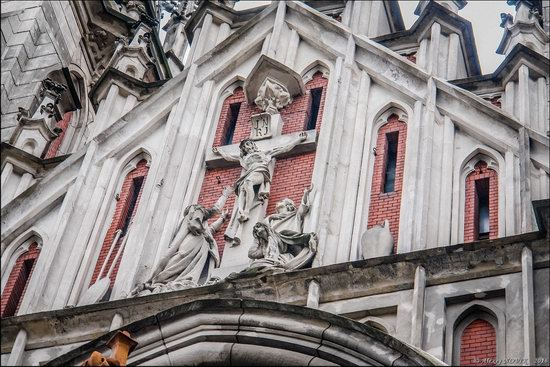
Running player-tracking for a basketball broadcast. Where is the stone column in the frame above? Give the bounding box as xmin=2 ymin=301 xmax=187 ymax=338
xmin=216 ymin=22 xmax=231 ymax=45
xmin=14 ymin=172 xmax=33 ymax=197
xmin=1 ymin=161 xmax=14 ymax=189
xmin=447 ymin=33 xmax=459 ymax=80
xmin=427 ymin=23 xmax=441 ymax=76
xmin=505 ymin=150 xmax=518 ymax=236
xmin=410 ymin=266 xmax=426 ymax=348
xmin=437 ymin=116 xmax=454 ymax=246
xmin=192 ymin=13 xmax=213 ymax=61
xmin=306 ymin=280 xmax=320 ymax=309
xmin=7 ymin=329 xmax=27 ymax=366
xmin=521 ymin=247 xmax=535 ymax=365
xmin=284 ymin=30 xmax=300 ymax=69
xmin=518 ymin=65 xmax=530 ymax=127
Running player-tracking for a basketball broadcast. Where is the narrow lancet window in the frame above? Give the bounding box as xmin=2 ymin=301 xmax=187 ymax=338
xmin=306 ymin=88 xmax=323 ymax=130
xmin=475 ymin=178 xmax=490 ymax=240
xmin=383 ymin=132 xmax=399 ymax=193
xmin=224 ymin=102 xmax=241 ymax=145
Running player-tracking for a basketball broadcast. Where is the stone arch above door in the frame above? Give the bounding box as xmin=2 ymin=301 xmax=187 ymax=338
xmin=48 ymin=299 xmax=443 ymax=366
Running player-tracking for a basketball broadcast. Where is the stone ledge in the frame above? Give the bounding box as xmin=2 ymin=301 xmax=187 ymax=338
xmin=1 ymin=231 xmax=547 ymax=353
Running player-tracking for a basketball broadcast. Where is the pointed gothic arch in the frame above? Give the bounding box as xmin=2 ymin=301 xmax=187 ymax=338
xmin=451 ymin=146 xmax=506 ymax=244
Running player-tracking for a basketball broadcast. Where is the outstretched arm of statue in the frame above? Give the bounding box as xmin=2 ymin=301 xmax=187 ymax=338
xmin=212 ymin=146 xmax=240 ymax=162
xmin=268 ymin=132 xmax=307 ymax=157
xmin=210 ymin=210 xmax=229 ymax=232
xmin=211 ymin=186 xmax=232 ymax=214
xmin=297 ymin=184 xmax=314 ymax=219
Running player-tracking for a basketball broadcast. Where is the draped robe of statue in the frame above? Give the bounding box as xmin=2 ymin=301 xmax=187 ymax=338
xmin=130 ymin=189 xmax=229 ymax=296
xmin=236 ymin=187 xmax=317 ymax=276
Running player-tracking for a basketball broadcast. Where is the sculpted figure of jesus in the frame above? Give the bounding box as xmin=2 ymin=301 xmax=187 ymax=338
xmin=212 ymin=132 xmax=307 ymax=245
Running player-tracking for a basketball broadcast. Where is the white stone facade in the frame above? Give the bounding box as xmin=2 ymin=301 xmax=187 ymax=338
xmin=1 ymin=0 xmax=549 ymax=366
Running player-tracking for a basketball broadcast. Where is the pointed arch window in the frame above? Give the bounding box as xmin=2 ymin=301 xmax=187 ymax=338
xmin=464 ymin=161 xmax=498 ymax=242
xmin=1 ymin=243 xmax=41 ymax=318
xmin=90 ymin=159 xmax=150 ymax=297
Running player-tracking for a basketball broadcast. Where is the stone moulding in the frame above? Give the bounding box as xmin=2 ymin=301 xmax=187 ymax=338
xmin=243 ymin=54 xmax=306 ymax=107
xmin=47 ymin=299 xmax=445 ymax=366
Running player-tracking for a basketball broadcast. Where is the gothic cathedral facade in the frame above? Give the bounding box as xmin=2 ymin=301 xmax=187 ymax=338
xmin=1 ymin=0 xmax=549 ymax=366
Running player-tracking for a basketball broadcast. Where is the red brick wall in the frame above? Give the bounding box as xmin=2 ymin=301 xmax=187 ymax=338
xmin=200 ymin=73 xmax=327 ymax=259
xmin=197 ymin=166 xmax=242 ymax=259
xmin=266 ymin=152 xmax=316 ymax=215
xmin=367 ymin=115 xmax=407 ymax=254
xmin=212 ymin=73 xmax=328 ymax=147
xmin=44 ymin=111 xmax=73 ymax=158
xmin=460 ymin=319 xmax=497 ymax=366
xmin=90 ymin=159 xmax=149 ymax=288
xmin=404 ymin=52 xmax=417 ymax=64
xmin=1 ymin=242 xmax=40 ymax=318
xmin=464 ymin=161 xmax=498 ymax=242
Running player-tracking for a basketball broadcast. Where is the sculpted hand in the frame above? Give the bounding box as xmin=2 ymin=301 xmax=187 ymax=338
xmin=221 ymin=210 xmax=229 ymax=220
xmin=212 ymin=146 xmax=219 ymax=154
xmin=222 ymin=186 xmax=233 ymax=197
xmin=299 ymin=131 xmax=308 ymax=141
xmin=304 ymin=183 xmax=314 ymax=195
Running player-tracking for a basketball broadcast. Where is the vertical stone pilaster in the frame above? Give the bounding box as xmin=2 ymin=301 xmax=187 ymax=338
xmin=306 ymin=280 xmax=320 ymax=309
xmin=410 ymin=266 xmax=426 ymax=348
xmin=521 ymin=247 xmax=535 ymax=365
xmin=7 ymin=329 xmax=27 ymax=366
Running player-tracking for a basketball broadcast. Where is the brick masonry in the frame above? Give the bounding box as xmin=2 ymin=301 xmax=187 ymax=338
xmin=367 ymin=114 xmax=407 ymax=254
xmin=90 ymin=160 xmax=149 ymax=288
xmin=200 ymin=73 xmax=327 ymax=259
xmin=1 ymin=242 xmax=40 ymax=318
xmin=460 ymin=319 xmax=497 ymax=366
xmin=212 ymin=72 xmax=327 ymax=147
xmin=464 ymin=161 xmax=498 ymax=242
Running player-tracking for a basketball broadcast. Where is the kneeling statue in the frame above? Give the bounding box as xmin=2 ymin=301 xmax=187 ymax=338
xmin=231 ymin=185 xmax=317 ymax=278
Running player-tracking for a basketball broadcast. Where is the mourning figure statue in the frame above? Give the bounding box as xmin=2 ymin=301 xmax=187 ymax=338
xmin=130 ymin=187 xmax=231 ymax=296
xmin=231 ymin=185 xmax=317 ymax=278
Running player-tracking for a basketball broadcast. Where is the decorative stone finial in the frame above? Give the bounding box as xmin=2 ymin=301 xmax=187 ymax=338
xmin=254 ymin=78 xmax=292 ymax=115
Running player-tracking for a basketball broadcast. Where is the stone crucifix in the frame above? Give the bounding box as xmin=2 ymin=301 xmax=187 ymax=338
xmin=212 ymin=132 xmax=307 ymax=248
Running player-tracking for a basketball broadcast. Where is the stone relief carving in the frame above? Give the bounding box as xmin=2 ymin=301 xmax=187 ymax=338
xmin=229 ymin=186 xmax=318 ymax=278
xmin=130 ymin=187 xmax=231 ymax=296
xmin=212 ymin=134 xmax=307 ymax=247
xmin=254 ymin=78 xmax=292 ymax=115
xmin=41 ymin=78 xmax=67 ymax=102
xmin=361 ymin=219 xmax=394 ymax=259
xmin=16 ymin=107 xmax=30 ymax=121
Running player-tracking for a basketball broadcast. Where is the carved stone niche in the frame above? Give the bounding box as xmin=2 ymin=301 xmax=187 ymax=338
xmin=244 ymin=55 xmax=305 ymax=115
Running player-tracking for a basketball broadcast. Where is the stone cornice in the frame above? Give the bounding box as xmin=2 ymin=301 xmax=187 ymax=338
xmin=1 ymin=231 xmax=547 ymax=353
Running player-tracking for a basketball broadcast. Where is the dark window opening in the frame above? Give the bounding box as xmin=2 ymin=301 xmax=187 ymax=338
xmin=2 ymin=258 xmax=35 ymax=318
xmin=383 ymin=132 xmax=399 ymax=193
xmin=120 ymin=176 xmax=144 ymax=236
xmin=306 ymin=88 xmax=323 ymax=130
xmin=475 ymin=178 xmax=490 ymax=240
xmin=224 ymin=103 xmax=241 ymax=145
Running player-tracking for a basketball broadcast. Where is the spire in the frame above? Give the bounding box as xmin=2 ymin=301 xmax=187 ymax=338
xmin=497 ymin=0 xmax=549 ymax=56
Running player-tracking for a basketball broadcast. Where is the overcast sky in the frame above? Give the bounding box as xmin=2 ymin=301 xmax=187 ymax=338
xmin=233 ymin=1 xmax=514 ymax=75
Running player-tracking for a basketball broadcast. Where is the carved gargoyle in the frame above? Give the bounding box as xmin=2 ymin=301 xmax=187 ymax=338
xmin=81 ymin=331 xmax=138 ymax=367
xmin=16 ymin=107 xmax=30 ymax=121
